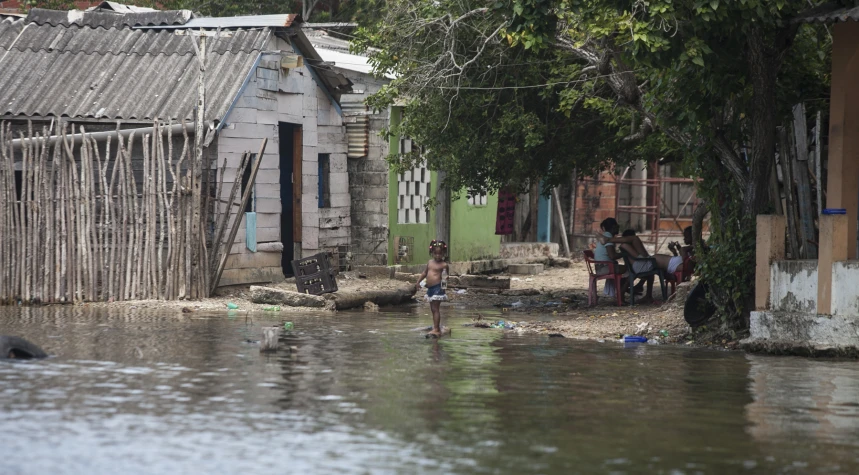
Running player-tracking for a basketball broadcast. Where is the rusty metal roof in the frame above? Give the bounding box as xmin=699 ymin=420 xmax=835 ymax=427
xmin=0 ymin=15 xmax=270 ymax=122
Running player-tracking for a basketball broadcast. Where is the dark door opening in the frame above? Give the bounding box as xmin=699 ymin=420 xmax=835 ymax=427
xmin=279 ymin=122 xmax=302 ymax=277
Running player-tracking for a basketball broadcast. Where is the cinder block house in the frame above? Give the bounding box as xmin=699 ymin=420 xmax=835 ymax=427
xmin=0 ymin=3 xmax=355 ymax=293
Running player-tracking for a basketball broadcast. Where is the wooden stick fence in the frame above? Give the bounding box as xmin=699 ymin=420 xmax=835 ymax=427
xmin=0 ymin=119 xmax=253 ymax=304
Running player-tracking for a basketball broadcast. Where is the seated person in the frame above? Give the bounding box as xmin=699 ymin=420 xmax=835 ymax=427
xmin=597 ymin=218 xmax=681 ymax=301
xmin=668 ymin=226 xmax=709 ymax=272
xmin=593 ymin=219 xmax=644 ymax=301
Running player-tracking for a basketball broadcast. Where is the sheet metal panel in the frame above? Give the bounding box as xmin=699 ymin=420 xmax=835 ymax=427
xmin=0 ymin=18 xmax=270 ymax=122
xmin=343 ymin=102 xmax=368 ymax=158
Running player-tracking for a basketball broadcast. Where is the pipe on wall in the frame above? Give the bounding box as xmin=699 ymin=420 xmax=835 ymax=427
xmin=9 ymin=122 xmax=195 ymax=151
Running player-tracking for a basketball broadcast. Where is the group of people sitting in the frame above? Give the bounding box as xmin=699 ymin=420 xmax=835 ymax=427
xmin=593 ymin=217 xmax=698 ymax=304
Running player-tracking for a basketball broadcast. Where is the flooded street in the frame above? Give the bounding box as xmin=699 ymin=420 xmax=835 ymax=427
xmin=1 ymin=305 xmax=858 ymax=474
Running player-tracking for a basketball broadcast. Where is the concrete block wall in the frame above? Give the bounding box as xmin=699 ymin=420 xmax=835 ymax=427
xmin=215 ymin=36 xmax=349 ymax=285
xmin=338 ymin=68 xmax=391 ymax=267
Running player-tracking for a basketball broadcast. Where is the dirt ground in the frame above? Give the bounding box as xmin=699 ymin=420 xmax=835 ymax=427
xmin=79 ymin=259 xmax=736 ymax=349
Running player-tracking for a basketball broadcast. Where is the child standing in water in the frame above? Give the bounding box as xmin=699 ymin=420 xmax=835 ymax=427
xmin=415 ymin=240 xmax=449 ymax=338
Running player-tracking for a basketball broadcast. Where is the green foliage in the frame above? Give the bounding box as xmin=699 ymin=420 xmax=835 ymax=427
xmin=693 ymin=159 xmax=756 ymax=329
xmin=19 ymin=0 xmax=78 ymax=11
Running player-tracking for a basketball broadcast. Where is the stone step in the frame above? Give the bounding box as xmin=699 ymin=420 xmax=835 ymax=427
xmin=508 ymin=263 xmax=544 ymax=275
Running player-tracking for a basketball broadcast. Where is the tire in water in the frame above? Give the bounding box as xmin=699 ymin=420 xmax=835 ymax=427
xmin=0 ymin=336 xmax=48 ymax=359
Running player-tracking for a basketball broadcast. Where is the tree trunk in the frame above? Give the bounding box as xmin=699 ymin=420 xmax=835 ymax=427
xmin=529 ymin=179 xmax=539 ymax=241
xmin=743 ymin=26 xmax=779 ymax=219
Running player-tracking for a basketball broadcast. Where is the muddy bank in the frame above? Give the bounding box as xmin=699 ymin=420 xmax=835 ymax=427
xmin=57 ymin=260 xmax=735 ymax=349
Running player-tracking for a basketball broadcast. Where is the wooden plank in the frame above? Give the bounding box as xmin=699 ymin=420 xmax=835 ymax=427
xmin=792 ymin=103 xmax=816 ymax=259
xmin=778 ymin=127 xmax=800 ymax=258
xmin=293 ymin=126 xmax=303 ymax=242
xmin=211 ymin=139 xmax=268 ymax=293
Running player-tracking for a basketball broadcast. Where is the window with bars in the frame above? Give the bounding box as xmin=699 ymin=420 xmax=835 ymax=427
xmin=467 ymin=191 xmax=487 ymax=207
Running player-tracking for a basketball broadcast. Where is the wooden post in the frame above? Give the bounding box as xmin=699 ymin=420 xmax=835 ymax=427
xmin=260 ymin=326 xmax=281 ymax=352
xmin=778 ymin=127 xmax=800 ymax=258
xmin=190 ymin=33 xmax=206 ymax=299
xmin=755 ymin=215 xmax=786 ymax=311
xmin=552 ymin=187 xmax=570 ymax=257
xmin=818 ymin=214 xmax=848 ymax=315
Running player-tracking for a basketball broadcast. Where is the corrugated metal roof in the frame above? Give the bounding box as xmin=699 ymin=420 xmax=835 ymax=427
xmin=306 ymin=30 xmax=351 ymax=53
xmin=26 ymin=7 xmax=192 ymax=28
xmin=1 ymin=20 xmax=266 ymax=55
xmin=794 ymin=4 xmax=859 ymax=24
xmin=0 ymin=16 xmax=270 ymax=122
xmin=136 ymin=14 xmax=300 ymax=29
xmin=89 ymin=2 xmax=158 ymax=14
xmin=0 ymin=16 xmax=23 ymax=48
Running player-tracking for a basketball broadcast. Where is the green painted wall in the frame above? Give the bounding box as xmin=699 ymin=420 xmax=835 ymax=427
xmin=450 ymin=195 xmax=501 ymax=262
xmin=387 ymin=107 xmax=501 ymax=265
xmin=387 ymin=108 xmax=437 ymax=266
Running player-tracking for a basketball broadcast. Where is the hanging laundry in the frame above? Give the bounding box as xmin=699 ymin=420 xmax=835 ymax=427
xmin=495 ymin=190 xmax=516 ymax=235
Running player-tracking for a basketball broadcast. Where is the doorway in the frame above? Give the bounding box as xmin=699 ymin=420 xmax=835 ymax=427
xmin=279 ymin=122 xmax=302 ymax=277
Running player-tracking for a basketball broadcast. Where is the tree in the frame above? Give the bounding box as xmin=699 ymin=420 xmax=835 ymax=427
xmin=359 ymin=0 xmax=835 ymax=327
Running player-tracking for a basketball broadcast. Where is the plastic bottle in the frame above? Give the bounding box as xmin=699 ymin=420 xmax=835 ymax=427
xmin=226 ymin=302 xmax=239 ymax=310
xmin=441 ymin=269 xmax=449 ymax=290
xmin=623 ymin=335 xmax=648 ymax=343
xmin=263 ymin=306 xmax=281 ymax=311
xmin=284 ymin=322 xmax=294 ymax=331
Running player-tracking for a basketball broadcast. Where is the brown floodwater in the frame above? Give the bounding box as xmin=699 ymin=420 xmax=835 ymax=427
xmin=1 ymin=305 xmax=858 ymax=474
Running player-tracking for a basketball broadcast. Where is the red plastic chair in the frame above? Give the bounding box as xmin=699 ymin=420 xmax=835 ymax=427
xmin=667 ymin=256 xmax=694 ymax=296
xmin=583 ymin=250 xmax=624 ymax=307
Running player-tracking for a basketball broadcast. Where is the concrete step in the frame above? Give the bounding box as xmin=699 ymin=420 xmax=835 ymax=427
xmin=508 ymin=263 xmax=544 ymax=275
